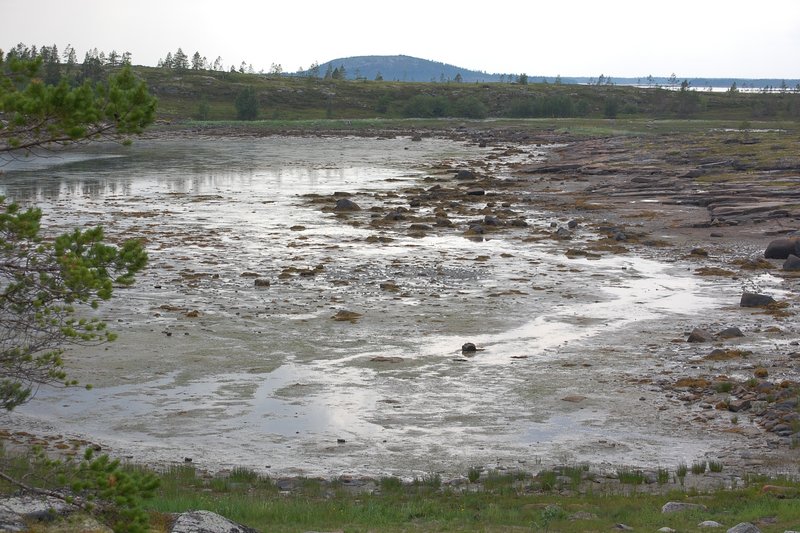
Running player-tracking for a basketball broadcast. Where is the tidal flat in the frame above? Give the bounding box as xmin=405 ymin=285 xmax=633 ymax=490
xmin=1 ymin=127 xmax=798 ymax=481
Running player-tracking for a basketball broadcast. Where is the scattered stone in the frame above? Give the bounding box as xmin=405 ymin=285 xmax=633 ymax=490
xmin=461 ymin=342 xmax=477 ymax=353
xmin=658 ymin=528 xmax=676 ymax=533
xmin=254 ymin=278 xmax=270 ymax=288
xmin=561 ymin=395 xmax=587 ymax=403
xmin=332 ymin=310 xmax=363 ymax=323
xmin=782 ymin=254 xmax=800 ymax=271
xmin=688 ymin=328 xmax=714 ymax=343
xmin=185 ymin=310 xmax=200 ymax=317
xmin=466 ymin=187 xmax=485 ymax=196
xmin=567 ymin=219 xmax=578 ymax=229
xmin=409 ymin=223 xmax=434 ymax=232
xmin=614 ymin=524 xmax=634 ymax=531
xmin=690 ymin=247 xmax=709 ymax=257
xmin=240 ymin=271 xmax=260 ymax=277
xmin=661 ymin=501 xmax=708 ymax=513
xmin=555 ymin=227 xmax=572 ymax=239
xmin=717 ymin=326 xmax=745 ymax=339
xmin=698 ymin=521 xmax=724 ymax=528
xmin=171 ymin=510 xmax=258 ymax=533
xmin=334 ymin=198 xmax=361 ymax=211
xmin=455 ymin=169 xmax=476 ymax=180
xmin=727 ymin=399 xmax=751 ymax=412
xmin=740 ymin=292 xmax=776 ymax=307
xmin=726 ymin=523 xmax=761 ymax=533
xmin=370 ymin=356 xmax=404 ymax=363
xmin=764 ymin=237 xmax=800 ymax=259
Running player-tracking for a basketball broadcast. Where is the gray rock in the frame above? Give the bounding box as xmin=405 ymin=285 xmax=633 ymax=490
xmin=717 ymin=327 xmax=745 ymax=339
xmin=662 ymin=501 xmax=708 ymax=513
xmin=726 ymin=523 xmax=761 ymax=533
xmin=782 ymin=254 xmax=800 ymax=271
xmin=462 ymin=342 xmax=477 ymax=353
xmin=567 ymin=219 xmax=578 ymax=229
xmin=614 ymin=524 xmax=634 ymax=531
xmin=0 ymin=495 xmax=77 ymax=532
xmin=455 ymin=169 xmax=476 ymax=180
xmin=254 ymin=278 xmax=270 ymax=288
xmin=699 ymin=520 xmax=724 ymax=528
xmin=171 ymin=510 xmax=258 ymax=533
xmin=688 ymin=328 xmax=714 ymax=343
xmin=334 ymin=198 xmax=361 ymax=211
xmin=465 ymin=188 xmax=485 ymax=196
xmin=658 ymin=528 xmax=677 ymax=533
xmin=764 ymin=237 xmax=800 ymax=259
xmin=555 ymin=227 xmax=572 ymax=239
xmin=740 ymin=292 xmax=776 ymax=307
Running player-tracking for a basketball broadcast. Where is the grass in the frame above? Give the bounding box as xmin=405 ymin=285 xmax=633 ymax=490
xmin=3 ymin=446 xmax=800 ymax=532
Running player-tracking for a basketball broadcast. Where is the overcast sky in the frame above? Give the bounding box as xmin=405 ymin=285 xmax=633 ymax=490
xmin=3 ymin=0 xmax=799 ymax=79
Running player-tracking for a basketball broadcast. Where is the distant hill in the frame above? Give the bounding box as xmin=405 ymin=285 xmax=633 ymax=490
xmin=294 ymin=55 xmax=799 ymax=90
xmin=295 ymin=55 xmax=507 ymax=83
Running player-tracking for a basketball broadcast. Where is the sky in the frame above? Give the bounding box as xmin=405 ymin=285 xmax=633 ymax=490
xmin=3 ymin=0 xmax=799 ymax=79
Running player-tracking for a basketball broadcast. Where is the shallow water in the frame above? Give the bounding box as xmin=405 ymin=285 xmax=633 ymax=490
xmin=0 ymin=136 xmax=766 ymax=477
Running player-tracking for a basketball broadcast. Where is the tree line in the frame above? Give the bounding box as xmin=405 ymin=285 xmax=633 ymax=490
xmin=2 ymin=42 xmax=134 ymax=85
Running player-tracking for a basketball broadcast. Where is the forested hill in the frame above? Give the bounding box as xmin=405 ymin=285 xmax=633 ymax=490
xmin=299 ymin=55 xmax=506 ymax=83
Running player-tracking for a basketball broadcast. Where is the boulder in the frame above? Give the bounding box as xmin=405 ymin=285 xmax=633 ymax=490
xmin=171 ymin=510 xmax=258 ymax=533
xmin=661 ymin=501 xmax=708 ymax=513
xmin=698 ymin=521 xmax=724 ymax=528
xmin=461 ymin=342 xmax=477 ymax=353
xmin=740 ymin=292 xmax=776 ymax=307
xmin=726 ymin=523 xmax=761 ymax=533
xmin=783 ymin=254 xmax=800 ymax=271
xmin=717 ymin=327 xmax=744 ymax=339
xmin=254 ymin=278 xmax=270 ymax=288
xmin=764 ymin=237 xmax=800 ymax=259
xmin=455 ymin=169 xmax=476 ymax=180
xmin=334 ymin=198 xmax=361 ymax=211
xmin=687 ymin=328 xmax=714 ymax=343
xmin=466 ymin=188 xmax=485 ymax=196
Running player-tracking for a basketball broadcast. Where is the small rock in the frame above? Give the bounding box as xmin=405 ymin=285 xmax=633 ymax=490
xmin=567 ymin=219 xmax=578 ymax=229
xmin=466 ymin=187 xmax=485 ymax=196
xmin=562 ymin=395 xmax=587 ymax=403
xmin=370 ymin=356 xmax=404 ymax=363
xmin=332 ymin=310 xmax=363 ymax=322
xmin=614 ymin=524 xmax=634 ymax=531
xmin=726 ymin=523 xmax=761 ymax=533
xmin=717 ymin=327 xmax=744 ymax=338
xmin=254 ymin=278 xmax=270 ymax=288
xmin=555 ymin=227 xmax=572 ymax=239
xmin=461 ymin=342 xmax=477 ymax=353
xmin=699 ymin=520 xmax=724 ymax=528
xmin=658 ymin=528 xmax=677 ymax=533
xmin=740 ymin=292 xmax=776 ymax=307
xmin=455 ymin=169 xmax=476 ymax=180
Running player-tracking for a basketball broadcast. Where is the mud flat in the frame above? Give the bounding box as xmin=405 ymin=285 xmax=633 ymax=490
xmin=1 ymin=127 xmax=798 ymax=481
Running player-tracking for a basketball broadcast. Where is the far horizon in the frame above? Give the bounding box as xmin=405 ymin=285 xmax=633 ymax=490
xmin=3 ymin=0 xmax=798 ymax=79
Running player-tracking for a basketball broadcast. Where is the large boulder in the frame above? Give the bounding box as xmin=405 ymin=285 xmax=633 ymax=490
xmin=661 ymin=501 xmax=708 ymax=513
xmin=764 ymin=237 xmax=800 ymax=259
